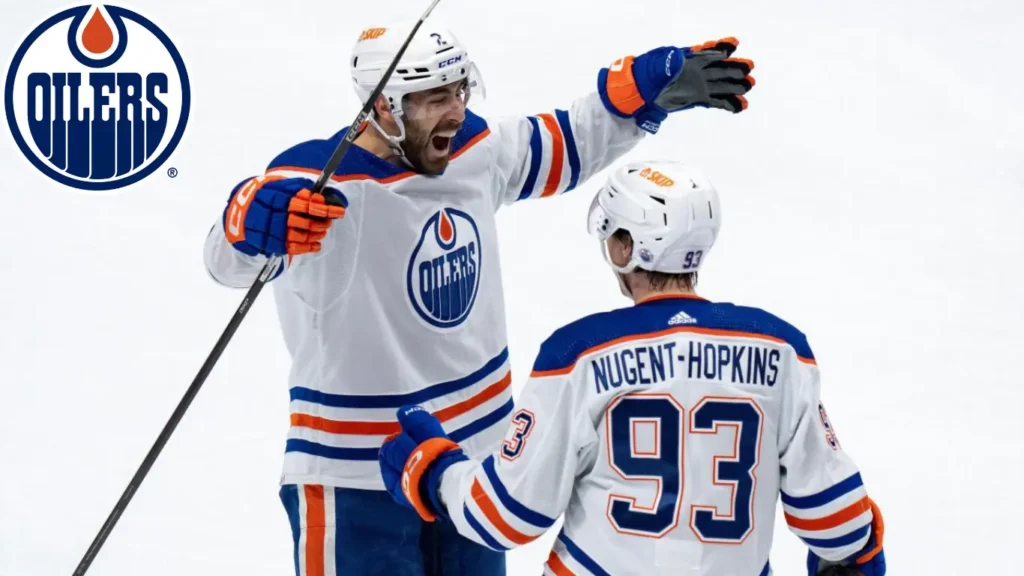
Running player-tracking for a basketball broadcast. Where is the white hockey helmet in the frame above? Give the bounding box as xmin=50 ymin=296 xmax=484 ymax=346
xmin=350 ymin=21 xmax=485 ymax=149
xmin=588 ymin=160 xmax=722 ymax=275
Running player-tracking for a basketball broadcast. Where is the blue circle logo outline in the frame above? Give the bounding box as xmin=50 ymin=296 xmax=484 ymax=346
xmin=406 ymin=208 xmax=482 ymax=330
xmin=4 ymin=5 xmax=191 ymax=191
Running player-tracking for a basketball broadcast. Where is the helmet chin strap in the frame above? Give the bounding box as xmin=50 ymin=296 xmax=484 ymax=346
xmin=368 ymin=108 xmax=416 ymax=169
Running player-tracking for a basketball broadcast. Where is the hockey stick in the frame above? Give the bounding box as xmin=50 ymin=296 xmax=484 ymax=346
xmin=70 ymin=2 xmax=441 ymax=574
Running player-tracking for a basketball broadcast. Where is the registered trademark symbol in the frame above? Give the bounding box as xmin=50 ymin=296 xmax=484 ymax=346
xmin=167 ymin=167 xmax=178 ymax=178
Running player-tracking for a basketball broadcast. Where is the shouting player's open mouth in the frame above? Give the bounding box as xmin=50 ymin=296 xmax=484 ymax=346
xmin=430 ymin=128 xmax=457 ymax=156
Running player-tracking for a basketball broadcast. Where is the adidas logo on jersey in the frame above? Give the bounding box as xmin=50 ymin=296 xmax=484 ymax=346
xmin=668 ymin=310 xmax=697 ymax=325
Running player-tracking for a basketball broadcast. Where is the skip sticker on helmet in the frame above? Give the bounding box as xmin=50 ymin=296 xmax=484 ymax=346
xmin=639 ymin=168 xmax=675 ymax=187
xmin=358 ymin=27 xmax=387 ymax=42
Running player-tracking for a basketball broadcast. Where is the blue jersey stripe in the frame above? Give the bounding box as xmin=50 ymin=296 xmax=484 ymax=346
xmin=285 ymin=397 xmax=512 ymax=461
xmin=554 ymin=109 xmax=580 ymax=192
xmin=289 ymin=348 xmax=508 ymax=408
xmin=759 ymin=561 xmax=771 ymax=576
xmin=781 ymin=473 xmax=863 ymax=510
xmin=464 ymin=505 xmax=509 ymax=551
xmin=449 ymin=397 xmax=514 ymax=443
xmin=516 ymin=117 xmax=543 ymax=201
xmin=482 ymin=455 xmax=557 ymax=529
xmin=803 ymin=524 xmax=871 ymax=549
xmin=558 ymin=532 xmax=611 ymax=576
xmin=285 ymin=439 xmax=379 ymax=461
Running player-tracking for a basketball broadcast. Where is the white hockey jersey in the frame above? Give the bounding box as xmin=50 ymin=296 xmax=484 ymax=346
xmin=203 ymin=92 xmax=645 ymax=490
xmin=437 ymin=294 xmax=878 ymax=575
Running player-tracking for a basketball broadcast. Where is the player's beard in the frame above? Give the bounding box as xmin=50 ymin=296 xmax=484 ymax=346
xmin=400 ymin=118 xmax=461 ymax=175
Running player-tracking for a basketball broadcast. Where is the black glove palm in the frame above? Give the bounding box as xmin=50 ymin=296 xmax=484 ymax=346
xmin=655 ymin=37 xmax=755 ymax=114
xmin=598 ymin=37 xmax=756 ymax=133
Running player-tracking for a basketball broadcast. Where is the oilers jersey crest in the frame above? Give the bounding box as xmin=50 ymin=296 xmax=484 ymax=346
xmin=204 ymin=90 xmax=646 ymax=490
xmin=408 ymin=208 xmax=481 ymax=330
xmin=6 ymin=5 xmax=190 ymax=191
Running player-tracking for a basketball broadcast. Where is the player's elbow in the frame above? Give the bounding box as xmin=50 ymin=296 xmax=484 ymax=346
xmin=458 ymin=502 xmax=549 ymax=554
xmin=202 ymin=227 xmax=235 ymax=287
xmin=205 ymin=215 xmax=291 ymax=288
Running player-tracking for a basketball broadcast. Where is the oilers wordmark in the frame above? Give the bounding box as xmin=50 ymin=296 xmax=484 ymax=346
xmin=6 ymin=5 xmax=190 ymax=191
xmin=25 ymin=71 xmax=169 ymax=179
xmin=407 ymin=208 xmax=481 ymax=329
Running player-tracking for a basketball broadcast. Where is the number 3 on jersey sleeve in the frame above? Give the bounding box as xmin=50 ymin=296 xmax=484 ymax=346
xmin=606 ymin=394 xmax=763 ymax=543
xmin=502 ymin=409 xmax=536 ymax=461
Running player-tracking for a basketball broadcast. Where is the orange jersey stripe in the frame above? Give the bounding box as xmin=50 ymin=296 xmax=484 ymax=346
xmin=303 ymin=485 xmax=326 ymax=576
xmin=785 ymin=496 xmax=871 ymax=531
xmin=471 ymin=479 xmax=538 ymax=545
xmin=636 ymin=293 xmax=707 ymax=304
xmin=450 ymin=128 xmax=491 ymax=161
xmin=267 ymin=165 xmax=416 ymax=185
xmin=537 ymin=114 xmax=564 ymax=197
xmin=530 ymin=325 xmax=815 ymax=378
xmin=292 ymin=413 xmax=397 ymax=436
xmin=291 ymin=371 xmax=512 ymax=435
xmin=434 ymin=371 xmax=512 ymax=422
xmin=546 ymin=550 xmax=575 ymax=576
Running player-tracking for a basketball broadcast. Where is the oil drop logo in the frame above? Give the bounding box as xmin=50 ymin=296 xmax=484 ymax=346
xmin=5 ymin=5 xmax=191 ymax=191
xmin=407 ymin=208 xmax=481 ymax=330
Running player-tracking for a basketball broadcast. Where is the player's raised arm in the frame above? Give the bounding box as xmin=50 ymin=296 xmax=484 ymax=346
xmin=778 ymin=346 xmax=887 ymax=575
xmin=202 ymin=143 xmax=348 ymax=288
xmin=490 ymin=37 xmax=755 ymax=205
xmin=376 ymin=346 xmax=592 ymax=551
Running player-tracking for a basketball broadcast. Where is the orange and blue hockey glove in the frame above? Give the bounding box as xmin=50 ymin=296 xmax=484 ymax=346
xmin=598 ymin=37 xmax=755 ymax=133
xmin=807 ymin=498 xmax=886 ymax=576
xmin=378 ymin=405 xmax=468 ymax=522
xmin=223 ymin=175 xmax=347 ymax=258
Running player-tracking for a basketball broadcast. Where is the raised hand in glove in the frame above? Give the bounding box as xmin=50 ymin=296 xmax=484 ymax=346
xmin=598 ymin=37 xmax=755 ymax=133
xmin=223 ymin=175 xmax=347 ymax=258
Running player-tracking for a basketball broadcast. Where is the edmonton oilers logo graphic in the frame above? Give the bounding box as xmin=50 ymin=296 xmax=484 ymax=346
xmin=407 ymin=208 xmax=481 ymax=329
xmin=5 ymin=5 xmax=190 ymax=191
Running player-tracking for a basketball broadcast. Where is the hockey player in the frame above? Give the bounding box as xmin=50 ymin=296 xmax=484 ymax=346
xmin=379 ymin=160 xmax=887 ymax=576
xmin=204 ymin=18 xmax=756 ymax=576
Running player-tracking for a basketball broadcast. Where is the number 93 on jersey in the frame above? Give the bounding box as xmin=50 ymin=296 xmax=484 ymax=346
xmin=604 ymin=393 xmax=764 ymax=543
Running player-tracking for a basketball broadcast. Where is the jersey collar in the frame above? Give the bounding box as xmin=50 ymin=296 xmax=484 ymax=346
xmin=636 ymin=293 xmax=708 ymax=306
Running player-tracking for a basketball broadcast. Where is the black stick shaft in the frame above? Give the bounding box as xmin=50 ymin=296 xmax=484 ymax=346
xmin=71 ymin=3 xmax=440 ymax=573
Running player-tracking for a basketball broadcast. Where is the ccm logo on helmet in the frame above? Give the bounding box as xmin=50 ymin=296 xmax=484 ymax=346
xmin=5 ymin=5 xmax=190 ymax=191
xmin=407 ymin=208 xmax=481 ymax=330
xmin=438 ymin=55 xmax=463 ymax=69
xmin=638 ymin=167 xmax=675 ymax=187
xmin=358 ymin=27 xmax=387 ymax=42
